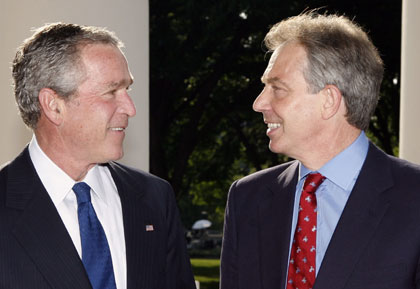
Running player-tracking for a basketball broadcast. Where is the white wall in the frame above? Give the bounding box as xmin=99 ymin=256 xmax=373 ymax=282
xmin=400 ymin=0 xmax=420 ymax=164
xmin=0 ymin=0 xmax=149 ymax=170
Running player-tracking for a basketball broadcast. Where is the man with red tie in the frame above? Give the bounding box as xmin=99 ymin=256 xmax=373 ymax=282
xmin=220 ymin=11 xmax=420 ymax=289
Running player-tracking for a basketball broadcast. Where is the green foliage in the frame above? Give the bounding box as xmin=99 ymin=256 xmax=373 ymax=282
xmin=191 ymin=258 xmax=220 ymax=289
xmin=150 ymin=0 xmax=402 ymax=229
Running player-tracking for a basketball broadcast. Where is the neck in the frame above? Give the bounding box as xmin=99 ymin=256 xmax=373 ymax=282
xmin=34 ymin=131 xmax=95 ymax=181
xmin=299 ymin=126 xmax=361 ymax=171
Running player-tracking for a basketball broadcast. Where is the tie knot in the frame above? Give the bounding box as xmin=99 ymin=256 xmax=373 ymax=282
xmin=303 ymin=173 xmax=325 ymax=194
xmin=73 ymin=182 xmax=92 ymax=205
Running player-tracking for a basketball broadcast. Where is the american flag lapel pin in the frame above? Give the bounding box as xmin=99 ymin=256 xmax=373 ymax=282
xmin=145 ymin=224 xmax=154 ymax=232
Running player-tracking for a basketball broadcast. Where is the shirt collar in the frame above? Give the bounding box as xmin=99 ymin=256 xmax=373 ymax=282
xmin=83 ymin=166 xmax=109 ymax=205
xmin=28 ymin=135 xmax=108 ymax=206
xmin=299 ymin=131 xmax=369 ymax=190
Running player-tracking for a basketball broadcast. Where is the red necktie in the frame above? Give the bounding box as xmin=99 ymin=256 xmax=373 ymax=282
xmin=286 ymin=173 xmax=325 ymax=289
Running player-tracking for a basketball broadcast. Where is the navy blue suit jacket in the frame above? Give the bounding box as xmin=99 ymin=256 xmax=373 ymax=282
xmin=0 ymin=147 xmax=196 ymax=289
xmin=220 ymin=143 xmax=420 ymax=289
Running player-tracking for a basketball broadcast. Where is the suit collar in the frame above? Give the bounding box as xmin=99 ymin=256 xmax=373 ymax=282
xmin=106 ymin=162 xmax=149 ymax=288
xmin=6 ymin=147 xmax=92 ymax=289
xmin=314 ymin=142 xmax=393 ymax=289
xmin=258 ymin=161 xmax=299 ymax=289
xmin=107 ymin=161 xmax=145 ymax=201
xmin=5 ymin=147 xmax=36 ymax=210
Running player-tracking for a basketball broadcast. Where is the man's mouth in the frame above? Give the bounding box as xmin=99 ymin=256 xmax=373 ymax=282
xmin=267 ymin=123 xmax=281 ymax=129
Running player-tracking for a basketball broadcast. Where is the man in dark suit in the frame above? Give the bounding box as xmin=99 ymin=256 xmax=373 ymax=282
xmin=220 ymin=12 xmax=420 ymax=289
xmin=0 ymin=23 xmax=196 ymax=289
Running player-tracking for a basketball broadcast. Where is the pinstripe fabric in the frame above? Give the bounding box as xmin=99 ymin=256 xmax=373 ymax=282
xmin=0 ymin=147 xmax=196 ymax=289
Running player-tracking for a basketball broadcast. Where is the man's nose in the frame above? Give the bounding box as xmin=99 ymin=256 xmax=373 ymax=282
xmin=119 ymin=90 xmax=136 ymax=117
xmin=252 ymin=87 xmax=270 ymax=113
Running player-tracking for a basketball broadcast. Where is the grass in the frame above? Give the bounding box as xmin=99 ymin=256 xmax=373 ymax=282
xmin=191 ymin=258 xmax=220 ymax=289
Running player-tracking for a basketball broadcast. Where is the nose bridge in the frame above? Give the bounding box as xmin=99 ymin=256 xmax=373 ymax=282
xmin=119 ymin=90 xmax=137 ymax=117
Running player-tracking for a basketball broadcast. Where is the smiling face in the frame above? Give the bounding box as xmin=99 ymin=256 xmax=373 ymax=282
xmin=59 ymin=43 xmax=136 ymax=167
xmin=253 ymin=42 xmax=324 ymax=160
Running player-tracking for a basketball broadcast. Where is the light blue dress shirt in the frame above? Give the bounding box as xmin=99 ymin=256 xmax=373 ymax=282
xmin=288 ymin=131 xmax=369 ymax=276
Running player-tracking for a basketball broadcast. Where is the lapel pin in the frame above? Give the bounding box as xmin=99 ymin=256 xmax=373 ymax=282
xmin=145 ymin=224 xmax=154 ymax=231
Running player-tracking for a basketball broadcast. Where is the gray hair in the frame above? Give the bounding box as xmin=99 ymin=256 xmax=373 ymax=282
xmin=264 ymin=12 xmax=384 ymax=130
xmin=12 ymin=22 xmax=124 ymax=129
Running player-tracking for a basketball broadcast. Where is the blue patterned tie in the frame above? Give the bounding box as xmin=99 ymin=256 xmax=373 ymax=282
xmin=73 ymin=182 xmax=117 ymax=289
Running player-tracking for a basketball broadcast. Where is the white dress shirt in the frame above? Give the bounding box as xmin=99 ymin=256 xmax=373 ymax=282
xmin=28 ymin=135 xmax=127 ymax=289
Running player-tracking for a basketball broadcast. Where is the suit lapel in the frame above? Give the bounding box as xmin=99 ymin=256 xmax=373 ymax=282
xmin=7 ymin=148 xmax=92 ymax=289
xmin=108 ymin=162 xmax=149 ymax=289
xmin=314 ymin=144 xmax=393 ymax=289
xmin=259 ymin=161 xmax=299 ymax=289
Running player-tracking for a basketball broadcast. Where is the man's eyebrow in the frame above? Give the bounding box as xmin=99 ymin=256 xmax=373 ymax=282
xmin=106 ymin=78 xmax=134 ymax=89
xmin=261 ymin=76 xmax=287 ymax=86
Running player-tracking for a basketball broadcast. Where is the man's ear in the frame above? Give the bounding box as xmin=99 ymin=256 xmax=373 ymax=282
xmin=38 ymin=88 xmax=65 ymax=126
xmin=320 ymin=84 xmax=343 ymax=120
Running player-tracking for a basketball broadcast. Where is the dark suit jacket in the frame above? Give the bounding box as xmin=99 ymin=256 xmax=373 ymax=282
xmin=220 ymin=142 xmax=420 ymax=289
xmin=0 ymin=147 xmax=196 ymax=289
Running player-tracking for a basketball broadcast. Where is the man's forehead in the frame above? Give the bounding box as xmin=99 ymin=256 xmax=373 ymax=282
xmin=261 ymin=43 xmax=307 ymax=84
xmin=260 ymin=48 xmax=281 ymax=82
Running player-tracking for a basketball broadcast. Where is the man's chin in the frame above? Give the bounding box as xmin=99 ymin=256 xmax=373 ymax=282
xmin=268 ymin=142 xmax=278 ymax=153
xmin=113 ymin=151 xmax=124 ymax=161
xmin=103 ymin=149 xmax=124 ymax=163
xmin=268 ymin=142 xmax=285 ymax=155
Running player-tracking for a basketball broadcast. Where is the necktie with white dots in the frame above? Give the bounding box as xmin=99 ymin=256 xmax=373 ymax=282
xmin=286 ymin=173 xmax=325 ymax=289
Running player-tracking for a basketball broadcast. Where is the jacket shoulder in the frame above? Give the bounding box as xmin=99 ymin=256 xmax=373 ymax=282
xmin=388 ymin=154 xmax=420 ymax=172
xmin=369 ymin=143 xmax=420 ymax=180
xmin=109 ymin=161 xmax=169 ymax=184
xmin=235 ymin=160 xmax=298 ymax=188
xmin=387 ymin=154 xmax=420 ymax=183
xmin=107 ymin=161 xmax=174 ymax=199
